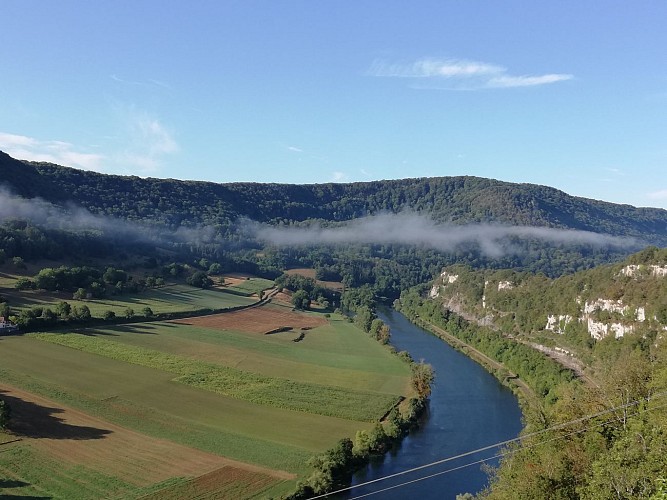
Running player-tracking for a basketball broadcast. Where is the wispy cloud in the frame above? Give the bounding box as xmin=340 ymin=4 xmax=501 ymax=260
xmin=331 ymin=171 xmax=348 ymax=182
xmin=117 ymin=108 xmax=179 ymax=173
xmin=111 ymin=74 xmax=172 ymax=91
xmin=248 ymin=212 xmax=638 ymax=258
xmin=0 ymin=186 xmax=215 ymax=246
xmin=369 ymin=57 xmax=573 ymax=90
xmin=370 ymin=58 xmax=502 ymax=78
xmin=0 ymin=132 xmax=105 ymax=170
xmin=287 ymin=145 xmax=303 ymax=153
xmin=487 ymin=74 xmax=572 ymax=88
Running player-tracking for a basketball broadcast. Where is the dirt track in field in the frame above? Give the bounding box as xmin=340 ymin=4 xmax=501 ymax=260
xmin=0 ymin=383 xmax=295 ymax=488
xmin=172 ymin=303 xmax=327 ymax=334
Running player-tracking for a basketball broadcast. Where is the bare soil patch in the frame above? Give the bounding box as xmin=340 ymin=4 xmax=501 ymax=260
xmin=285 ymin=268 xmax=316 ymax=279
xmin=142 ymin=465 xmax=282 ymax=499
xmin=221 ymin=273 xmax=258 ymax=287
xmin=221 ymin=276 xmax=250 ymax=287
xmin=273 ymin=289 xmax=294 ymax=304
xmin=173 ymin=303 xmax=327 ymax=334
xmin=0 ymin=383 xmax=294 ymax=488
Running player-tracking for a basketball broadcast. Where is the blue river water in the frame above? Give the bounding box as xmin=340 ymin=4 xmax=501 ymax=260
xmin=341 ymin=308 xmax=523 ymax=499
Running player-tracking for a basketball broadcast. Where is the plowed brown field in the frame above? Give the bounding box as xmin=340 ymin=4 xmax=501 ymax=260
xmin=141 ymin=464 xmax=280 ymax=499
xmin=172 ymin=303 xmax=327 ymax=334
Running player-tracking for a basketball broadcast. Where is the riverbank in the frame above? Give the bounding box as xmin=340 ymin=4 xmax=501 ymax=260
xmin=342 ymin=308 xmax=523 ymax=499
xmin=413 ymin=317 xmax=535 ymax=400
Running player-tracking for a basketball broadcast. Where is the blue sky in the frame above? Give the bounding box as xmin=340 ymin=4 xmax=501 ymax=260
xmin=1 ymin=1 xmax=666 ymax=208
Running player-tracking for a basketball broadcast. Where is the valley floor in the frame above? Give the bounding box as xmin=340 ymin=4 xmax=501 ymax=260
xmin=0 ymin=295 xmax=411 ymax=499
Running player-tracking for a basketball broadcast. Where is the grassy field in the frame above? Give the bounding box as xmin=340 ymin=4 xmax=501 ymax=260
xmin=222 ymin=277 xmax=275 ymax=296
xmin=0 ymin=302 xmax=411 ymax=499
xmin=1 ymin=284 xmax=257 ymax=318
xmin=30 ymin=331 xmax=400 ymax=421
xmin=77 ymin=320 xmax=409 ymax=394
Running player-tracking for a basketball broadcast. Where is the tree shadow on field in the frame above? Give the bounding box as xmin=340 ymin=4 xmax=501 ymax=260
xmin=72 ymin=323 xmax=159 ymax=336
xmin=0 ymin=390 xmax=112 ymax=440
xmin=0 ymin=496 xmax=52 ymax=499
xmin=0 ymin=479 xmax=53 ymax=498
xmin=0 ymin=480 xmax=30 ymax=489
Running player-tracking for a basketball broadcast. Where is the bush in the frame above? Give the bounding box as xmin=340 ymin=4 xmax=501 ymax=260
xmin=187 ymin=271 xmax=213 ymax=289
xmin=291 ymin=289 xmax=311 ymax=310
xmin=73 ymin=305 xmax=91 ymax=321
xmin=14 ymin=277 xmax=35 ymax=290
xmin=56 ymin=301 xmax=71 ymax=317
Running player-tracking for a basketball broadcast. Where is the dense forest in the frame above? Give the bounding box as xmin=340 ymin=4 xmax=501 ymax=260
xmin=3 ymin=150 xmax=667 ymax=299
xmin=2 ymin=151 xmax=667 ymax=244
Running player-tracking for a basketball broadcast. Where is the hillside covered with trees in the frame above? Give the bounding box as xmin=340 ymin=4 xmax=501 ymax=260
xmin=2 ymin=151 xmax=667 ymax=243
xmin=3 ymin=150 xmax=667 ymax=299
xmin=396 ymin=248 xmax=667 ymax=498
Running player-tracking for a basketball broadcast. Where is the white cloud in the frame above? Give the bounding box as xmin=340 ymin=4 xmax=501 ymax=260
xmin=487 ymin=73 xmax=573 ymax=88
xmin=119 ymin=108 xmax=179 ymax=173
xmin=136 ymin=116 xmax=178 ymax=156
xmin=1 ymin=105 xmax=178 ymax=176
xmin=287 ymin=146 xmax=303 ymax=153
xmin=0 ymin=132 xmax=105 ymax=170
xmin=331 ymin=171 xmax=348 ymax=182
xmin=370 ymin=58 xmax=503 ymax=78
xmin=369 ymin=57 xmax=573 ymax=90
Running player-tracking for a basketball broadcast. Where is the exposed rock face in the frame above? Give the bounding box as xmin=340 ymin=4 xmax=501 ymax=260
xmin=545 ymin=314 xmax=573 ymax=334
xmin=497 ymin=281 xmax=514 ymax=291
xmin=583 ymin=298 xmax=627 ymax=316
xmin=443 ymin=272 xmax=459 ymax=284
xmin=443 ymin=296 xmax=496 ymax=328
xmin=586 ymin=318 xmax=634 ymax=340
xmin=430 ymin=271 xmax=459 ymax=298
xmin=545 ymin=298 xmax=647 ymax=339
xmin=620 ymin=264 xmax=667 ymax=278
xmin=433 ymin=259 xmax=667 ymax=342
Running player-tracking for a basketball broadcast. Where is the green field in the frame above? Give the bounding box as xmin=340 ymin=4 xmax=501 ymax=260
xmin=68 ymin=319 xmax=409 ymax=394
xmin=3 ymin=283 xmax=257 ymax=317
xmin=223 ymin=277 xmax=276 ymax=296
xmin=0 ymin=308 xmax=411 ymax=498
xmin=30 ymin=331 xmax=400 ymax=421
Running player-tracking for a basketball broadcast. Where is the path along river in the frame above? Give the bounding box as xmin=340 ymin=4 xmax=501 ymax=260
xmin=340 ymin=308 xmax=523 ymax=499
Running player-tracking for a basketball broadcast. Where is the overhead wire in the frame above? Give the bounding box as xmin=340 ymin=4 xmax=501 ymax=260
xmin=349 ymin=400 xmax=667 ymax=499
xmin=308 ymin=390 xmax=667 ymax=499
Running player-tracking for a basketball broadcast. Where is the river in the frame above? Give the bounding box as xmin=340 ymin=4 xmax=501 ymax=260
xmin=342 ymin=308 xmax=523 ymax=499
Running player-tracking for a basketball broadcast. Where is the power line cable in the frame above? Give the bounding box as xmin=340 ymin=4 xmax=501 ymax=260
xmin=348 ymin=399 xmax=667 ymax=499
xmin=309 ymin=390 xmax=667 ymax=499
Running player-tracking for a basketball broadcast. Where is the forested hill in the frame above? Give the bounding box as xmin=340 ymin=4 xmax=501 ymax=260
xmin=2 ymin=150 xmax=667 ymax=245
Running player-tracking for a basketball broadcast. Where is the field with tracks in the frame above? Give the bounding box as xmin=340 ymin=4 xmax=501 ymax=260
xmin=0 ymin=295 xmax=411 ymax=498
